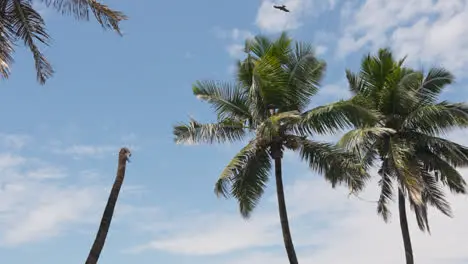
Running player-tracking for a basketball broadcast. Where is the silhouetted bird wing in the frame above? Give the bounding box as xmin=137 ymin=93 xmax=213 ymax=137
xmin=273 ymin=5 xmax=290 ymax=12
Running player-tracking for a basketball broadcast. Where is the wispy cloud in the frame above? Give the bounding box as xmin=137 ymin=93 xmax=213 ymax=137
xmin=337 ymin=0 xmax=468 ymax=78
xmin=255 ymin=0 xmax=336 ymax=33
xmin=130 ymin=131 xmax=468 ymax=263
xmin=0 ymin=133 xmax=31 ymax=150
xmin=52 ymin=144 xmax=118 ymax=159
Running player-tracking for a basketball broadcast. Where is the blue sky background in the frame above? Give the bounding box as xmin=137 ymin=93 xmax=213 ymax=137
xmin=1 ymin=0 xmax=468 ymax=263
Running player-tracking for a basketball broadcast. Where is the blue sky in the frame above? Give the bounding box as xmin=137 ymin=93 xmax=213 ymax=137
xmin=1 ymin=0 xmax=468 ymax=263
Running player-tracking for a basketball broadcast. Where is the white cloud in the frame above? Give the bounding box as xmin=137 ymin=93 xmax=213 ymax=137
xmin=315 ymin=45 xmax=328 ymax=56
xmin=0 ymin=133 xmax=30 ymax=150
xmin=0 ymin=153 xmax=103 ymax=246
xmin=226 ymin=44 xmax=245 ymax=58
xmin=214 ymin=28 xmax=253 ymax=59
xmin=53 ymin=144 xmax=117 ymax=159
xmin=133 ymin=131 xmax=468 ymax=263
xmin=255 ymin=0 xmax=336 ymax=33
xmin=337 ymin=0 xmax=468 ymax=78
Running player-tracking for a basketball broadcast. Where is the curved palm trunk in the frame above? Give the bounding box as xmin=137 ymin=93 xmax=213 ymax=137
xmin=85 ymin=148 xmax=131 ymax=264
xmin=398 ymin=187 xmax=414 ymax=264
xmin=274 ymin=156 xmax=299 ymax=264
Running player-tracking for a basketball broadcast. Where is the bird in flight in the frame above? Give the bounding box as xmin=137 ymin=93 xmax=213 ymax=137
xmin=273 ymin=4 xmax=290 ymax=12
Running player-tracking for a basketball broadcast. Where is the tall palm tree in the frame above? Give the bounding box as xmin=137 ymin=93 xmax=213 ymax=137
xmin=339 ymin=48 xmax=468 ymax=264
xmin=173 ymin=33 xmax=372 ymax=264
xmin=85 ymin=147 xmax=131 ymax=264
xmin=0 ymin=0 xmax=127 ymax=84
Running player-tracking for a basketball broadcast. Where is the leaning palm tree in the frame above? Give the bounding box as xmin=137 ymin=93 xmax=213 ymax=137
xmin=85 ymin=147 xmax=131 ymax=264
xmin=173 ymin=32 xmax=372 ymax=264
xmin=339 ymin=49 xmax=468 ymax=264
xmin=0 ymin=0 xmax=127 ymax=84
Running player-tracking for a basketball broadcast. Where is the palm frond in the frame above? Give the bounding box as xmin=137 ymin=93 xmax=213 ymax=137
xmin=408 ymin=195 xmax=430 ymax=233
xmin=300 ymin=100 xmax=379 ymax=135
xmin=8 ymin=0 xmax=53 ymax=84
xmin=420 ymin=169 xmax=452 ymax=218
xmin=192 ymin=80 xmax=252 ymax=121
xmin=377 ymin=159 xmax=394 ymax=222
xmin=173 ymin=118 xmax=246 ymax=145
xmin=415 ymin=67 xmax=454 ymax=104
xmin=0 ymin=13 xmax=14 ymax=79
xmin=338 ymin=127 xmax=395 ymax=151
xmin=405 ymin=132 xmax=468 ymax=167
xmin=402 ymin=102 xmax=468 ymax=135
xmin=214 ymin=140 xmax=271 ymax=218
xmin=417 ymin=147 xmax=467 ymax=194
xmin=40 ymin=0 xmax=127 ymax=34
xmin=290 ymin=135 xmax=369 ymax=192
xmin=282 ymin=41 xmax=325 ymax=111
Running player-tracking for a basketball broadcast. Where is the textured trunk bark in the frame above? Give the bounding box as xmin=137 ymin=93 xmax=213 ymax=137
xmin=85 ymin=148 xmax=131 ymax=264
xmin=274 ymin=157 xmax=299 ymax=264
xmin=398 ymin=187 xmax=414 ymax=264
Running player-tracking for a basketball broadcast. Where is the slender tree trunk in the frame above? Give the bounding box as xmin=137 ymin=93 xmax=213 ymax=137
xmin=274 ymin=156 xmax=299 ymax=264
xmin=85 ymin=148 xmax=131 ymax=264
xmin=398 ymin=187 xmax=414 ymax=264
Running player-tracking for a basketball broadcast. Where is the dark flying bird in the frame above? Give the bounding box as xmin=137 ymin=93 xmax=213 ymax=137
xmin=273 ymin=5 xmax=290 ymax=12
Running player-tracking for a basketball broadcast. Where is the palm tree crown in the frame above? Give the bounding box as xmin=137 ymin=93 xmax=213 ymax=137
xmin=173 ymin=32 xmax=372 ymax=217
xmin=339 ymin=48 xmax=468 ymax=263
xmin=0 ymin=0 xmax=127 ymax=84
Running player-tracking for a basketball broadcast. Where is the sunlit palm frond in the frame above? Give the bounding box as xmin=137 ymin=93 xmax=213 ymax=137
xmin=408 ymin=195 xmax=430 ymax=233
xmin=8 ymin=0 xmax=53 ymax=84
xmin=338 ymin=127 xmax=395 ymax=151
xmin=192 ymin=80 xmax=251 ymax=121
xmin=0 ymin=16 xmax=14 ymax=79
xmin=300 ymin=100 xmax=379 ymax=135
xmin=359 ymin=48 xmax=399 ymax=97
xmin=214 ymin=140 xmax=271 ymax=218
xmin=282 ymin=41 xmax=325 ymax=111
xmin=40 ymin=0 xmax=127 ymax=34
xmin=173 ymin=118 xmax=246 ymax=145
xmin=388 ymin=138 xmax=423 ymax=205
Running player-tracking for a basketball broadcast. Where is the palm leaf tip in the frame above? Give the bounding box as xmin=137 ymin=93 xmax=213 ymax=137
xmin=88 ymin=0 xmax=127 ymax=35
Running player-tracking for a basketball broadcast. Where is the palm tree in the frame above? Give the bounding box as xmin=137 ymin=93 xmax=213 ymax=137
xmin=339 ymin=48 xmax=468 ymax=264
xmin=85 ymin=147 xmax=131 ymax=264
xmin=0 ymin=0 xmax=127 ymax=84
xmin=173 ymin=32 xmax=372 ymax=264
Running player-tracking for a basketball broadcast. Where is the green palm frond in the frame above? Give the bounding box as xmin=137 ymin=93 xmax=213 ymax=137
xmin=192 ymin=80 xmax=251 ymax=121
xmin=338 ymin=127 xmax=395 ymax=150
xmin=346 ymin=69 xmax=367 ymax=95
xmin=8 ymin=0 xmax=53 ymax=84
xmin=40 ymin=0 xmax=127 ymax=34
xmin=214 ymin=140 xmax=271 ymax=218
xmin=377 ymin=159 xmax=394 ymax=222
xmin=415 ymin=67 xmax=454 ymax=104
xmin=402 ymin=102 xmax=468 ymax=135
xmin=236 ymin=53 xmax=255 ymax=88
xmin=420 ymin=169 xmax=452 ymax=217
xmin=173 ymin=118 xmax=246 ymax=145
xmin=417 ymin=148 xmax=467 ymax=194
xmin=0 ymin=20 xmax=13 ymax=78
xmin=282 ymin=41 xmax=325 ymax=111
xmin=406 ymin=132 xmax=468 ymax=167
xmin=300 ymin=100 xmax=379 ymax=135
xmin=289 ymin=135 xmax=369 ymax=192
